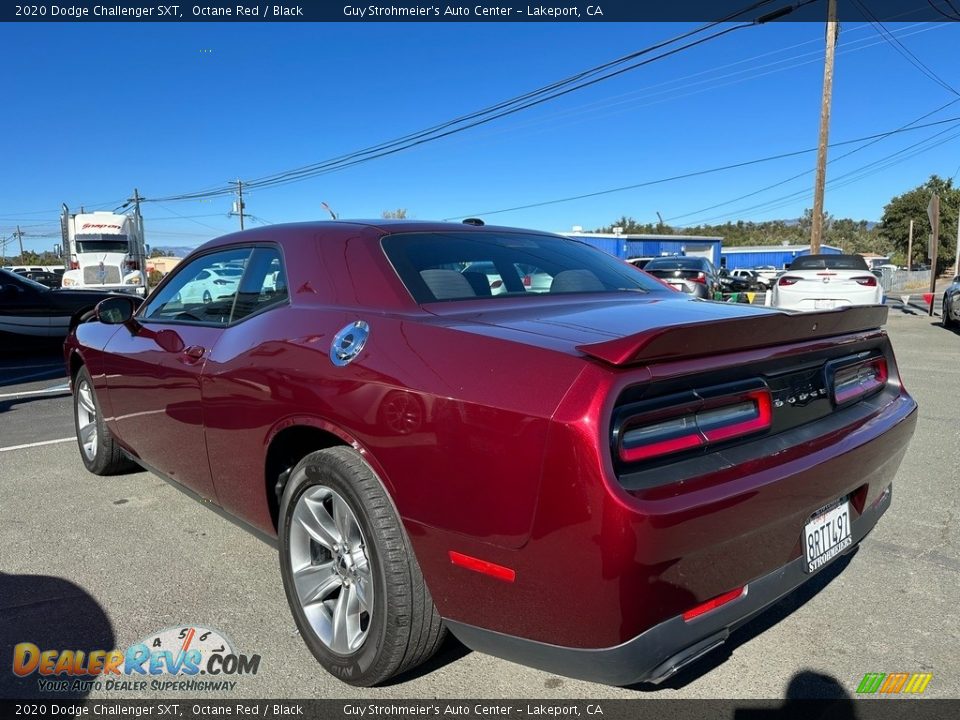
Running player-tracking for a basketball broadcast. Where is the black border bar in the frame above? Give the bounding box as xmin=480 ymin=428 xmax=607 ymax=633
xmin=2 ymin=1 xmax=956 ymax=23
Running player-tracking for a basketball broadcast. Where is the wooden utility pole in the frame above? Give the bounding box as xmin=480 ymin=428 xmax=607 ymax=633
xmin=907 ymin=219 xmax=914 ymax=271
xmin=810 ymin=0 xmax=838 ymax=254
xmin=954 ymin=209 xmax=960 ymax=278
xmin=928 ymin=194 xmax=940 ymax=317
xmin=15 ymin=225 xmax=24 ymax=261
xmin=236 ymin=180 xmax=245 ymax=230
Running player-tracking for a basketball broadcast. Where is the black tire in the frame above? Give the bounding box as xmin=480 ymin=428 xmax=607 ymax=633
xmin=73 ymin=366 xmax=136 ymax=475
xmin=278 ymin=447 xmax=446 ymax=686
xmin=202 ymin=290 xmax=212 ymax=304
xmin=943 ymin=295 xmax=956 ymax=329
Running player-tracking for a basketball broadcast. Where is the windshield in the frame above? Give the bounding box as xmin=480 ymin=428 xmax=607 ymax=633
xmin=382 ymin=231 xmax=665 ymax=303
xmin=789 ymin=255 xmax=868 ymax=271
xmin=75 ymin=234 xmax=129 ymax=254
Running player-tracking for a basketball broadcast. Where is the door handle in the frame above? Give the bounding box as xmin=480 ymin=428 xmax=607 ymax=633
xmin=180 ymin=345 xmax=206 ymax=364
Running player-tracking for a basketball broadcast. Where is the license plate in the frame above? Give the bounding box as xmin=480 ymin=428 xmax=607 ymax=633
xmin=669 ymin=282 xmax=685 ymax=291
xmin=815 ymin=299 xmax=836 ymax=309
xmin=803 ymin=499 xmax=851 ymax=572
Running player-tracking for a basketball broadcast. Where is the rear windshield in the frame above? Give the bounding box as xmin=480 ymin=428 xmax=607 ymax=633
xmin=382 ymin=231 xmax=664 ymax=303
xmin=644 ymin=257 xmax=704 ymax=270
xmin=789 ymin=255 xmax=868 ymax=270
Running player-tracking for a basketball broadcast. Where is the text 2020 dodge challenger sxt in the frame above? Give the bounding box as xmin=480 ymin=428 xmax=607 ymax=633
xmin=65 ymin=220 xmax=917 ymax=687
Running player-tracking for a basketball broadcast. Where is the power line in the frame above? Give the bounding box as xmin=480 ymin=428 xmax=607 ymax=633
xmin=853 ymin=0 xmax=959 ymax=96
xmin=926 ymin=0 xmax=960 ymax=21
xmin=449 ymin=21 xmax=949 ymax=151
xmin=240 ymin=7 xmax=817 ymax=194
xmin=441 ymin=114 xmax=960 ymax=220
xmin=145 ymin=0 xmax=805 ymax=204
xmin=666 ymin=97 xmax=960 ymax=223
xmin=683 ymin=119 xmax=960 ymax=224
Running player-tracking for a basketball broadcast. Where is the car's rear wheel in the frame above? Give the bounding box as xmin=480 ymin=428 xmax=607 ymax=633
xmin=73 ymin=366 xmax=135 ymax=475
xmin=202 ymin=290 xmax=212 ymax=304
xmin=943 ymin=295 xmax=955 ymax=329
xmin=278 ymin=447 xmax=445 ymax=686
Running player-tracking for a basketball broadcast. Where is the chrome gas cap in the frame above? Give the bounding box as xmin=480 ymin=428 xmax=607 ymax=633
xmin=330 ymin=321 xmax=370 ymax=366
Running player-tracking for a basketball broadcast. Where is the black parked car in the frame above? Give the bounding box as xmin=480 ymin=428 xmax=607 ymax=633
xmin=718 ymin=268 xmax=754 ymax=293
xmin=16 ymin=270 xmax=63 ymax=289
xmin=942 ymin=275 xmax=960 ymax=330
xmin=643 ymin=256 xmax=720 ymax=299
xmin=0 ymin=269 xmax=138 ymax=339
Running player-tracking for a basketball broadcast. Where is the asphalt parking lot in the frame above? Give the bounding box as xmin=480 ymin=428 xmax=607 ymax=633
xmin=0 ymin=305 xmax=957 ymax=701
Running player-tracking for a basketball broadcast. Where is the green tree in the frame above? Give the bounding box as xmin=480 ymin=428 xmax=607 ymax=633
xmin=879 ymin=175 xmax=960 ymax=273
xmin=382 ymin=209 xmax=408 ymax=219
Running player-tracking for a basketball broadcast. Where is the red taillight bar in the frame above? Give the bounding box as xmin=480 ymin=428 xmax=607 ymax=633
xmin=682 ymin=586 xmax=746 ymax=621
xmin=778 ymin=276 xmax=801 ymax=286
xmin=619 ymin=388 xmax=772 ymax=464
xmin=700 ymin=390 xmax=773 ymax=443
xmin=852 ymin=276 xmax=878 ymax=287
xmin=831 ymin=357 xmax=888 ymax=406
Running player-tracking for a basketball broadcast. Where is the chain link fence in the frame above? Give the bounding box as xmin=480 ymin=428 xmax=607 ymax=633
xmin=877 ymin=268 xmax=931 ymax=293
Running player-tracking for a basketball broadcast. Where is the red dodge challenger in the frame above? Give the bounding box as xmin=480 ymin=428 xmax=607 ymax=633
xmin=65 ymin=220 xmax=917 ymax=687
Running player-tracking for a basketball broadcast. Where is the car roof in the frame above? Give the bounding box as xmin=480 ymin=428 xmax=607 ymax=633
xmin=195 ymin=219 xmax=560 ymax=254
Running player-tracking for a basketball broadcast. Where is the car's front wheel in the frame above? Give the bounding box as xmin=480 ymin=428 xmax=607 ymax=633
xmin=73 ymin=366 xmax=136 ymax=475
xmin=278 ymin=447 xmax=446 ymax=686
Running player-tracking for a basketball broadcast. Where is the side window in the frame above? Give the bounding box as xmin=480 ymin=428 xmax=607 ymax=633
xmin=230 ymin=247 xmax=289 ymax=323
xmin=141 ymin=248 xmax=251 ymax=325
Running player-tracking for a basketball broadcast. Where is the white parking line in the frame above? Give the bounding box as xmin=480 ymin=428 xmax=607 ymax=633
xmin=0 ymin=437 xmax=74 ymax=453
xmin=1 ymin=368 xmax=67 ymax=385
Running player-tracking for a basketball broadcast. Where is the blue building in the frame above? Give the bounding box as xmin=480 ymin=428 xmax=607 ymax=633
xmin=562 ymin=232 xmax=723 ymax=267
xmin=721 ymin=244 xmax=843 ymax=270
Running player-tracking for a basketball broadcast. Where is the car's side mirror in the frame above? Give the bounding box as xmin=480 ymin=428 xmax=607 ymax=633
xmin=96 ymin=296 xmax=138 ymax=325
xmin=954 ymin=275 xmax=960 ymax=283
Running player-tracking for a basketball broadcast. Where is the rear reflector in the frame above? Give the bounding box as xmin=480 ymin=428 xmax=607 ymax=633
xmin=778 ymin=276 xmax=801 ymax=286
xmin=852 ymin=276 xmax=878 ymax=287
xmin=683 ymin=586 xmax=746 ymax=621
xmin=449 ymin=551 xmax=516 ymax=582
xmin=619 ymin=387 xmax=772 ymax=463
xmin=831 ymin=356 xmax=888 ymax=406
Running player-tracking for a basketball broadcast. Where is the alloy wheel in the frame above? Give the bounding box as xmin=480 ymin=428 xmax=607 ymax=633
xmin=75 ymin=379 xmax=98 ymax=461
xmin=288 ymin=485 xmax=373 ymax=655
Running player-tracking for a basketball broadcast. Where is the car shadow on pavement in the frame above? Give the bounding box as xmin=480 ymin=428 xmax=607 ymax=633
xmin=930 ymin=321 xmax=960 ymax=335
xmin=630 ymin=550 xmax=857 ymax=694
xmin=0 ymin=572 xmax=115 ymax=700
xmin=0 ymin=343 xmax=67 ymax=389
xmin=378 ymin=634 xmax=472 ymax=686
xmin=733 ymin=671 xmax=858 ymax=719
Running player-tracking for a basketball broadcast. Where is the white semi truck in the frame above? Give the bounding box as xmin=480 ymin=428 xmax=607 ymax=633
xmin=60 ymin=205 xmax=147 ymax=296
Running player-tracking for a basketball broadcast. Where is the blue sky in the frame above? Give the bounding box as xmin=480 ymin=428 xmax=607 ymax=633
xmin=2 ymin=18 xmax=960 ymax=254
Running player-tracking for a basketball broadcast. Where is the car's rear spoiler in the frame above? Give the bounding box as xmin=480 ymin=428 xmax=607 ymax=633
xmin=576 ymin=305 xmax=888 ymax=366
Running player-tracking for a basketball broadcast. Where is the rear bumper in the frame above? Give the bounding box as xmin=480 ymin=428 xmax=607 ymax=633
xmin=446 ymin=483 xmax=891 ymax=687
xmin=773 ymin=288 xmax=882 ymax=310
